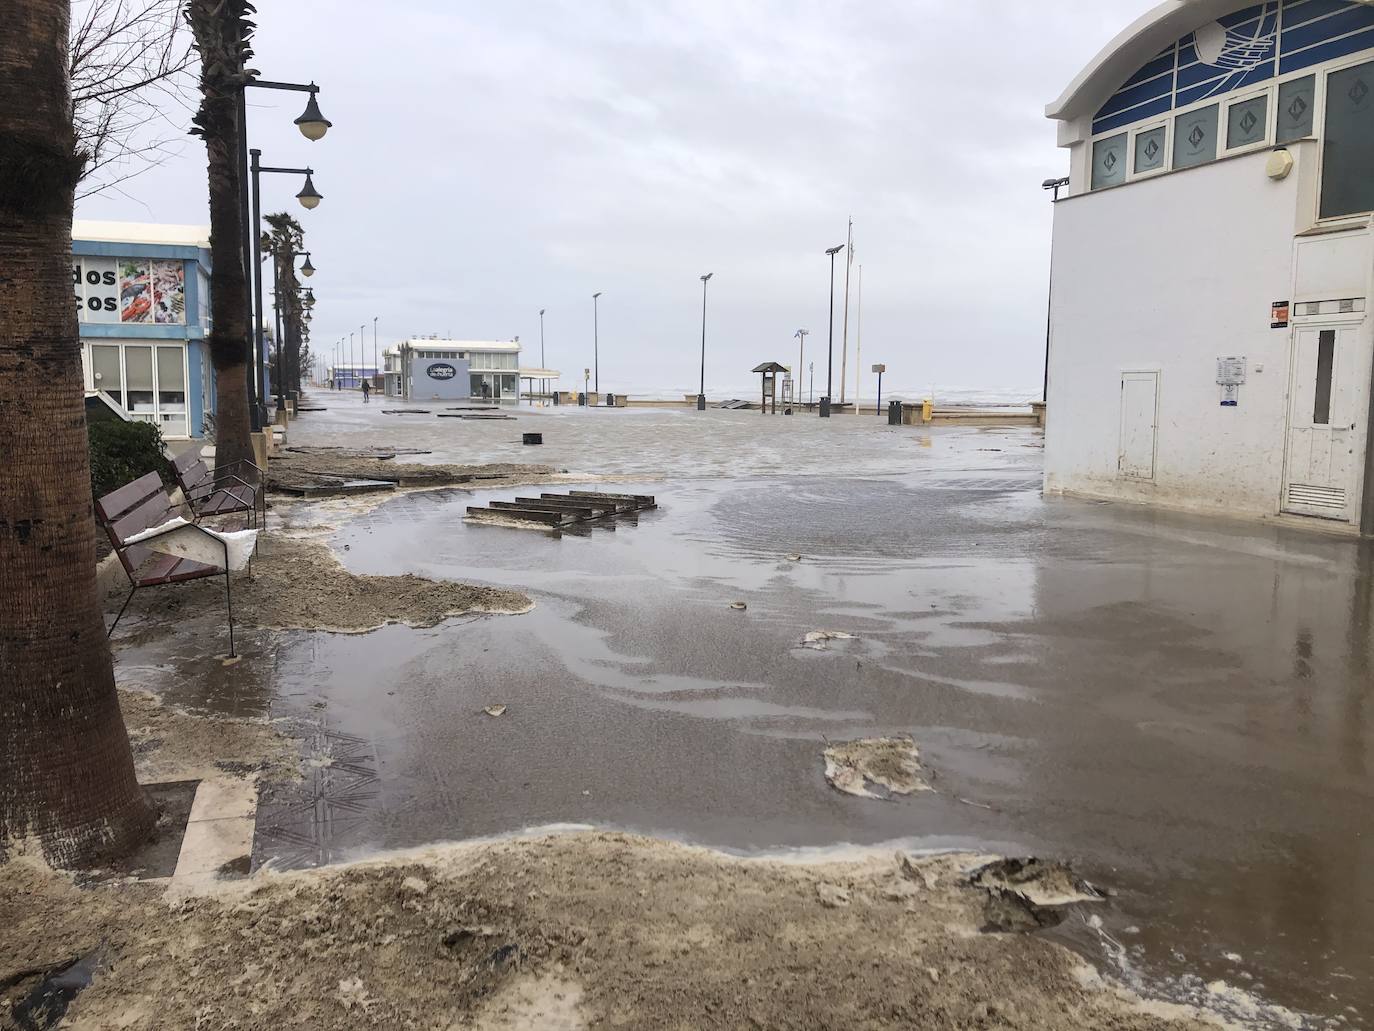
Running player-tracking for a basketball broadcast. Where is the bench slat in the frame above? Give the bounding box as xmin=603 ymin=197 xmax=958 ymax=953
xmin=95 ymin=471 xmax=164 ymax=524
xmin=110 ymin=492 xmax=178 ymax=546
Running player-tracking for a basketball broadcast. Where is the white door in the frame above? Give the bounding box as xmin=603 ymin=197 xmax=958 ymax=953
xmin=1283 ymin=324 xmax=1362 ymax=521
xmin=1119 ymin=372 xmax=1159 ymax=480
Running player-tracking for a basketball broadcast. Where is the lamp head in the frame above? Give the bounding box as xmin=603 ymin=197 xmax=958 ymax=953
xmin=299 ymin=254 xmax=315 ymax=277
xmin=825 ymin=245 xmax=844 ymax=256
xmin=296 ymin=172 xmax=323 ymax=210
xmin=295 ymin=86 xmax=332 ymax=141
xmin=701 ymin=272 xmax=713 ymax=283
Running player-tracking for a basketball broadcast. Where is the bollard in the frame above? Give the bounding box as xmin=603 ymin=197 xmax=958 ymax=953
xmin=523 ymin=432 xmax=543 ymax=445
xmin=888 ymin=399 xmax=902 ymax=425
xmin=921 ymin=398 xmax=934 ymax=423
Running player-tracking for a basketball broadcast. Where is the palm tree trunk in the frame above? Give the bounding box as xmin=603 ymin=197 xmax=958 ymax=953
xmin=0 ymin=0 xmax=154 ymax=867
xmin=186 ymin=0 xmax=255 ymax=480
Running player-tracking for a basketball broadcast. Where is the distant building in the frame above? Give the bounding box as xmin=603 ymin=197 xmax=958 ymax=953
xmin=329 ymin=364 xmax=378 ymax=390
xmin=385 ymin=338 xmax=534 ymax=402
xmin=1044 ymin=0 xmax=1374 ymax=532
xmin=74 ymin=221 xmax=214 ymax=439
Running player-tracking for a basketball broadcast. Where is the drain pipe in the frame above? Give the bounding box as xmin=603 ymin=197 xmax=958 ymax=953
xmin=1361 ymin=339 xmax=1374 ymax=536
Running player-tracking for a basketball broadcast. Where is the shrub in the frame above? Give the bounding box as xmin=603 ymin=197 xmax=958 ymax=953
xmin=89 ymin=420 xmax=172 ymax=499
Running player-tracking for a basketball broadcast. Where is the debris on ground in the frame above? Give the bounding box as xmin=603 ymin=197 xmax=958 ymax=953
xmin=483 ymin=705 xmax=508 ymax=718
xmin=265 ymin=454 xmax=556 ymax=495
xmin=803 ymin=630 xmax=856 ymax=649
xmin=823 ymin=737 xmax=932 ymax=799
xmin=119 ymin=690 xmax=298 ymax=784
xmin=971 ymin=858 xmax=1104 ymax=908
xmin=786 ymin=554 xmax=803 ymax=562
xmin=111 ymin=535 xmax=532 ymax=635
xmin=729 ymin=602 xmax=748 ymax=610
xmin=0 ymin=833 xmax=1223 ymax=1031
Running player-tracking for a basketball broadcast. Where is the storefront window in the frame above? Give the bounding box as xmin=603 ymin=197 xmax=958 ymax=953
xmin=1321 ymin=60 xmax=1374 ymax=219
xmin=124 ymin=346 xmax=155 ymax=415
xmin=157 ymin=345 xmax=188 ymax=437
xmin=92 ymin=345 xmax=122 ymax=407
xmin=1133 ymin=126 xmax=1166 ymax=173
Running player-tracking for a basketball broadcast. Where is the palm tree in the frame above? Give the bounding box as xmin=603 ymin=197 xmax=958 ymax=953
xmin=0 ymin=0 xmax=154 ymax=866
xmin=261 ymin=211 xmax=304 ymax=403
xmin=184 ymin=0 xmax=256 ymax=480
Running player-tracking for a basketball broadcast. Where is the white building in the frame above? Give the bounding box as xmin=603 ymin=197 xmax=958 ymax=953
xmin=1044 ymin=0 xmax=1374 ymax=533
xmin=384 ymin=338 xmax=559 ymax=402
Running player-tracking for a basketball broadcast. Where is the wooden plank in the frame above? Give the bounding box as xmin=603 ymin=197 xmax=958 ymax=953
xmin=539 ymin=493 xmax=628 ymax=512
xmin=567 ymin=491 xmax=657 ymax=509
xmin=515 ymin=497 xmax=612 ymax=514
xmin=95 ymin=471 xmax=165 ymax=523
xmin=466 ymin=505 xmax=565 ymax=525
xmin=490 ymin=500 xmax=594 ymax=519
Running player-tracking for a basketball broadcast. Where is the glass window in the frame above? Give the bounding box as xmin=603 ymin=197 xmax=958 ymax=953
xmin=1314 ymin=330 xmax=1335 ymax=425
xmin=92 ymin=345 xmax=123 ymax=407
xmin=1134 ymin=126 xmax=1166 ymax=173
xmin=1173 ymin=104 xmax=1219 ymax=169
xmin=1321 ymin=61 xmax=1374 ymax=218
xmin=156 ymin=346 xmax=186 ymax=409
xmin=124 ymin=345 xmax=154 ymax=413
xmin=1277 ymin=75 xmax=1315 ymax=144
xmin=1226 ymin=95 xmax=1268 ymax=149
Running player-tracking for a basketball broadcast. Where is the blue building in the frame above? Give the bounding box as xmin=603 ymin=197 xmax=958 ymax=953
xmin=73 ymin=221 xmax=214 ymax=440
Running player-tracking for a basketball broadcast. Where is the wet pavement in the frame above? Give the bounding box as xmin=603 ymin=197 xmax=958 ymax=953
xmin=116 ymin=393 xmax=1374 ymax=1028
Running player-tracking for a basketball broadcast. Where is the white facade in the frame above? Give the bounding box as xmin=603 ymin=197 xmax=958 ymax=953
xmin=388 ymin=339 xmax=522 ymax=402
xmin=1045 ymin=0 xmax=1374 ymax=531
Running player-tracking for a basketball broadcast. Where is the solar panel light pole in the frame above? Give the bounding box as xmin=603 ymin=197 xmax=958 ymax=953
xmin=822 ymin=244 xmax=844 ymax=418
xmin=592 ymin=292 xmax=602 ymax=394
xmin=872 ymin=363 xmax=887 ymax=416
xmin=250 ymin=148 xmax=323 ymax=425
xmin=697 ymin=273 xmax=713 ymax=411
xmin=238 ymin=80 xmax=331 ymax=433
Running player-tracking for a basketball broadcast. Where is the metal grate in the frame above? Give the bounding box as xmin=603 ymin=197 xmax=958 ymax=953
xmin=1286 ymin=483 xmax=1346 ymax=509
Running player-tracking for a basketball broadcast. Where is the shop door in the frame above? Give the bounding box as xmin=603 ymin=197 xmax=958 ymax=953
xmin=1284 ymin=325 xmax=1362 ymax=521
xmin=1118 ymin=372 xmax=1158 ymax=480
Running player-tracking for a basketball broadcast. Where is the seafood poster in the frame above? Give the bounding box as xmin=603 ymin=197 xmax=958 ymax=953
xmin=152 ymin=261 xmax=185 ymax=324
xmin=119 ymin=260 xmax=152 ymax=323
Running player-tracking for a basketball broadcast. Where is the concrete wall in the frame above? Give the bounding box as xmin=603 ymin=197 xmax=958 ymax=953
xmin=1044 ymin=140 xmax=1372 ymax=522
xmin=407 ymin=357 xmax=470 ymax=401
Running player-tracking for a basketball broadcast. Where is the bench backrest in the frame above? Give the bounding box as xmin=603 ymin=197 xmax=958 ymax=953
xmin=95 ymin=471 xmax=193 ymax=578
xmin=171 ymin=448 xmax=214 ymax=498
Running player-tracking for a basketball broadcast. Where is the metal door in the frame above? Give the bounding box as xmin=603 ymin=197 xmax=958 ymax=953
xmin=1284 ymin=324 xmax=1362 ymax=520
xmin=1119 ymin=371 xmax=1159 ymax=480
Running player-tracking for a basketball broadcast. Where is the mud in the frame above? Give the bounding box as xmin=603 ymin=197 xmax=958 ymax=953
xmin=823 ymin=737 xmax=933 ymax=799
xmin=119 ymin=689 xmax=298 ymax=784
xmin=114 ymin=534 xmax=531 ymax=635
xmin=0 ymin=833 xmax=1222 ymax=1031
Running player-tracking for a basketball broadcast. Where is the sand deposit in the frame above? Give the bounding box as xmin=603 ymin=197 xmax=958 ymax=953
xmin=119 ymin=690 xmax=298 ymax=784
xmin=0 ymin=832 xmax=1227 ymax=1031
xmin=824 ymin=736 xmax=933 ymax=799
xmin=266 ymin=453 xmax=557 ymax=493
xmin=114 ymin=534 xmax=531 ymax=635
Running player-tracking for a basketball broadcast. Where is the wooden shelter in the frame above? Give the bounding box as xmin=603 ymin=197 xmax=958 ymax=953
xmin=752 ymin=362 xmax=788 ymax=414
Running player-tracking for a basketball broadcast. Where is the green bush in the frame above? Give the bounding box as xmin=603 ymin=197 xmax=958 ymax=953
xmin=89 ymin=421 xmax=171 ymax=500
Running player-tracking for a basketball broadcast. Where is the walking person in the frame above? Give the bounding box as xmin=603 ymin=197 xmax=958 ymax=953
xmin=361 ymin=378 xmax=371 ymax=403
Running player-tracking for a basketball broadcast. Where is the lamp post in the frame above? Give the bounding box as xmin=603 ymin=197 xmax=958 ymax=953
xmin=249 ymin=148 xmax=323 ymax=425
xmin=349 ymin=331 xmax=354 ymax=388
xmin=539 ymin=308 xmax=546 ymax=368
xmin=373 ymin=316 xmax=379 ymax=388
xmin=269 ymin=249 xmax=311 ymax=410
xmin=1041 ymin=176 xmax=1069 ymax=407
xmin=822 ymin=244 xmax=844 ymax=418
xmin=697 ymin=273 xmax=713 ymax=411
xmin=872 ymin=363 xmax=886 ymax=416
xmin=359 ymin=323 xmax=366 ymax=385
xmin=237 ymin=79 xmax=330 ymax=433
xmin=794 ymin=329 xmax=808 ymax=409
xmin=592 ymin=292 xmax=602 ymax=394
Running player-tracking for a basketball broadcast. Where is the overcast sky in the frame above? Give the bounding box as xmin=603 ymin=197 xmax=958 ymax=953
xmin=77 ymin=1 xmax=1147 ymax=399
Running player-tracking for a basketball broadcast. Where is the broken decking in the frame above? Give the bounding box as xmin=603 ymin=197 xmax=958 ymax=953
xmin=465 ymin=491 xmax=657 ymax=528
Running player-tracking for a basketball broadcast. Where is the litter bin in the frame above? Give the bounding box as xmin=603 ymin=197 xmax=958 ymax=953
xmin=888 ymin=400 xmax=902 ymax=425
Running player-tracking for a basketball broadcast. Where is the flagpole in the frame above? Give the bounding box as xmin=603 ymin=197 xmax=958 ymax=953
xmin=855 ymin=263 xmax=863 ymax=412
xmin=839 ymin=218 xmax=853 ymax=406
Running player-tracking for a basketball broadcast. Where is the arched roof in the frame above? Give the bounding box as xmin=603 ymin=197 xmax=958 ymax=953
xmin=1047 ymin=0 xmax=1284 ymax=121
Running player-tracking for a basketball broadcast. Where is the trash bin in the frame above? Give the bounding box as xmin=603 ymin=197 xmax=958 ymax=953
xmin=523 ymin=432 xmax=543 ymax=445
xmin=604 ymin=393 xmax=615 ymax=407
xmin=578 ymin=392 xmax=587 ymax=406
xmin=888 ymin=400 xmax=902 ymax=425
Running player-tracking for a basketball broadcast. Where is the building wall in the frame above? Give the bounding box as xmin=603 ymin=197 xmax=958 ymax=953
xmin=1045 ymin=139 xmax=1372 ymax=518
xmin=407 ymin=357 xmax=471 ymax=400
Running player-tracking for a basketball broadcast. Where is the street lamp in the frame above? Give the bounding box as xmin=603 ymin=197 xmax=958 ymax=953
xmin=539 ymin=308 xmax=546 ymax=368
xmin=293 ymin=85 xmax=332 ymax=141
xmin=238 ymin=76 xmax=330 ymax=433
xmin=1041 ymin=176 xmax=1070 ymax=406
xmin=822 ymin=244 xmax=844 ymax=418
xmin=249 ymin=148 xmax=325 ymax=425
xmin=592 ymin=292 xmax=602 ymax=394
xmin=299 ymin=252 xmax=315 ymax=277
xmin=295 ymin=173 xmax=323 ymax=210
xmin=697 ymin=273 xmax=713 ymax=411
xmin=373 ymin=316 xmax=379 ymax=388
xmin=794 ymin=329 xmax=808 ymax=409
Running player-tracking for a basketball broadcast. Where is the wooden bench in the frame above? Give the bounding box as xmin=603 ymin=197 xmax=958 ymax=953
xmin=95 ymin=471 xmax=240 ymax=657
xmin=170 ymin=449 xmax=265 ymax=528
